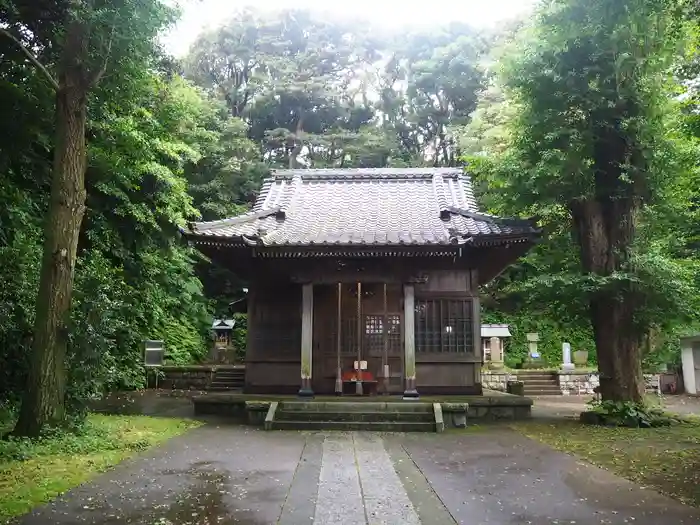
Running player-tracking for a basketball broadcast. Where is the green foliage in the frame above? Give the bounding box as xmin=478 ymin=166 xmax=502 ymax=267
xmin=466 ymin=1 xmax=700 ymax=393
xmin=0 ymin=10 xmax=248 ymax=410
xmin=483 ymin=309 xmax=595 ymax=367
xmin=231 ymin=313 xmax=248 ymax=361
xmin=585 ymin=400 xmax=679 ymax=428
xmin=184 ymin=11 xmax=487 ymax=168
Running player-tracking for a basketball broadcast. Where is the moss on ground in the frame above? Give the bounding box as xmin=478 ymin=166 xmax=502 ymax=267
xmin=513 ymin=420 xmax=700 ymax=507
xmin=0 ymin=414 xmax=201 ymax=522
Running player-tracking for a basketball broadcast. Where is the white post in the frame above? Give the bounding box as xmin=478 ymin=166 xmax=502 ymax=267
xmin=561 ymin=342 xmax=575 ymax=371
xmin=403 ymin=284 xmax=419 ymax=398
xmin=681 ymin=339 xmax=697 ymax=395
xmin=299 ymin=283 xmax=314 ymax=397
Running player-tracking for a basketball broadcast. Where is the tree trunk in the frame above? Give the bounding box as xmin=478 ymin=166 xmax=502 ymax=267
xmin=14 ymin=76 xmax=88 ymax=437
xmin=571 ymin=198 xmax=644 ymax=403
xmin=590 ymin=292 xmax=644 ymax=402
xmin=289 ymin=115 xmax=304 ymax=169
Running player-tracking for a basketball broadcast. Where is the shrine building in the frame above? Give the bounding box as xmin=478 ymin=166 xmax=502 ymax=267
xmin=182 ymin=168 xmax=539 ymax=397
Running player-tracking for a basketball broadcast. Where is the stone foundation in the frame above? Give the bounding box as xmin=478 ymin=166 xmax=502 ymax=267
xmin=481 ymin=371 xmax=516 ymax=392
xmin=191 ymin=394 xmax=532 ymax=424
xmin=468 ymin=392 xmax=532 ymax=420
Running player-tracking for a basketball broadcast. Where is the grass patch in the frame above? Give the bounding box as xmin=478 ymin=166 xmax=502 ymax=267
xmin=513 ymin=419 xmax=700 ymax=507
xmin=0 ymin=414 xmax=201 ymax=523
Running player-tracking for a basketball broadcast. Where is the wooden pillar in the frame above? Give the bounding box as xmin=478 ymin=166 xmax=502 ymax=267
xmin=471 ymin=272 xmax=483 ymax=393
xmin=299 ymin=283 xmax=314 ymax=397
xmin=356 ymin=282 xmax=363 ymax=395
xmin=382 ymin=283 xmax=389 ymax=395
xmin=335 ymin=283 xmax=342 ymax=395
xmin=403 ymin=284 xmax=419 ymax=398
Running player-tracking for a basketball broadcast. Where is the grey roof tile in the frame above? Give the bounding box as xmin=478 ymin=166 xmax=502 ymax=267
xmin=186 ymin=168 xmax=538 ymax=246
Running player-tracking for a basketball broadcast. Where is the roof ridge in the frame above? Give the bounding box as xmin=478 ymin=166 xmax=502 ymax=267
xmin=446 ymin=207 xmax=537 ymax=227
xmin=252 ymin=177 xmax=274 ymax=212
xmin=432 ymin=173 xmax=450 ymax=219
xmin=187 ymin=206 xmax=282 ymax=231
xmin=278 ymin=173 xmax=302 ymax=213
xmin=271 ymin=167 xmax=463 ymax=181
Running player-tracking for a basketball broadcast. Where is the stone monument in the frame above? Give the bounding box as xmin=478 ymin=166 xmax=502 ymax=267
xmin=489 ymin=336 xmax=505 ymax=369
xmin=561 ymin=342 xmax=575 ymax=371
xmin=523 ymin=332 xmax=544 ymax=368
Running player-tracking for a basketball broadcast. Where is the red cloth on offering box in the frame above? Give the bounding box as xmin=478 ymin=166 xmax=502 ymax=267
xmin=341 ymin=369 xmax=375 ymax=382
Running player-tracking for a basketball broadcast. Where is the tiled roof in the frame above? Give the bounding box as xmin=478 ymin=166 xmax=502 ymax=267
xmin=185 ymin=168 xmax=538 ymax=247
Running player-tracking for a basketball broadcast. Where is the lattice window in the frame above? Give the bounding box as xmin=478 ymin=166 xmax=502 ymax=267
xmin=340 ymin=317 xmax=359 ymax=355
xmin=363 ymin=314 xmax=402 ymax=356
xmin=340 ymin=315 xmax=403 ymax=356
xmin=415 ymin=299 xmax=473 ymax=354
xmin=366 ymin=316 xmax=383 ymax=335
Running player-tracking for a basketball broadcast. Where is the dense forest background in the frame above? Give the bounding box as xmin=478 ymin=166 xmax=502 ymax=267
xmin=2 ymin=2 xmax=700 ymax=406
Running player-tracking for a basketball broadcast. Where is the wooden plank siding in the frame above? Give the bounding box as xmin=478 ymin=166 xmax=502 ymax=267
xmin=243 ymin=267 xmax=483 ymax=395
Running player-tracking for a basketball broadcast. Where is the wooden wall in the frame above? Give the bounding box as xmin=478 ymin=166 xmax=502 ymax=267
xmin=414 ymin=269 xmax=483 ymax=395
xmin=243 ymin=265 xmax=483 ymax=396
xmin=244 ymin=283 xmax=302 ymax=394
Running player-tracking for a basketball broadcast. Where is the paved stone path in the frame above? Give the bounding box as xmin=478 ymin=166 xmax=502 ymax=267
xmin=16 ymin=424 xmax=700 ymax=525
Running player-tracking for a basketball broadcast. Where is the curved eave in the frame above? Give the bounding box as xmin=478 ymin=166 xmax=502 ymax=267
xmin=182 ymin=230 xmax=540 ymax=252
xmin=467 ymin=231 xmax=541 ymax=248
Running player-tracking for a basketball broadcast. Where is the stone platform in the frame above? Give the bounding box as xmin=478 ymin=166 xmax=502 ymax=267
xmin=191 ymin=391 xmax=532 ymax=430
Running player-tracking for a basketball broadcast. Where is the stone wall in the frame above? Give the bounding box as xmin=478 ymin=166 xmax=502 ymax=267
xmin=557 ymin=371 xmax=662 ymax=396
xmin=467 ymin=394 xmax=532 ymax=420
xmin=155 ymin=365 xmax=218 ymax=390
xmin=481 ymin=371 xmax=516 ymax=392
xmin=557 ymin=371 xmax=599 ymax=395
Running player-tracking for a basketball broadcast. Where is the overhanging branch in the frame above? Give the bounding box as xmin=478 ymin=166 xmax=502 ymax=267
xmin=86 ymin=25 xmax=114 ymax=88
xmin=0 ymin=27 xmax=59 ymax=91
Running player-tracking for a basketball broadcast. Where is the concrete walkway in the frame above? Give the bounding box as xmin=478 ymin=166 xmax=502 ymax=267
xmin=16 ymin=425 xmax=700 ymax=525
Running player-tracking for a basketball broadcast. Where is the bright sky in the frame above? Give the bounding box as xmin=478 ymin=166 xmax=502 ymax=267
xmin=163 ymin=0 xmax=538 ymax=57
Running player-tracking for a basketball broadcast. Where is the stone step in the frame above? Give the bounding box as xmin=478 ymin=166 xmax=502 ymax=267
xmin=524 ymin=389 xmax=562 ymax=395
xmin=274 ymin=410 xmax=434 ymax=423
xmin=516 ymin=373 xmax=557 ymax=379
xmin=209 ymin=383 xmax=243 ymax=391
xmin=519 ymin=379 xmax=560 ymax=386
xmin=279 ymin=401 xmax=433 ymax=413
xmin=211 ymin=379 xmax=244 ymax=386
xmin=271 ymin=420 xmax=436 ymax=432
xmin=210 ymin=378 xmax=244 ymax=384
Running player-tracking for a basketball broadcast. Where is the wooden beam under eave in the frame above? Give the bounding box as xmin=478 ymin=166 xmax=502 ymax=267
xmin=473 ymin=242 xmax=536 ymax=285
